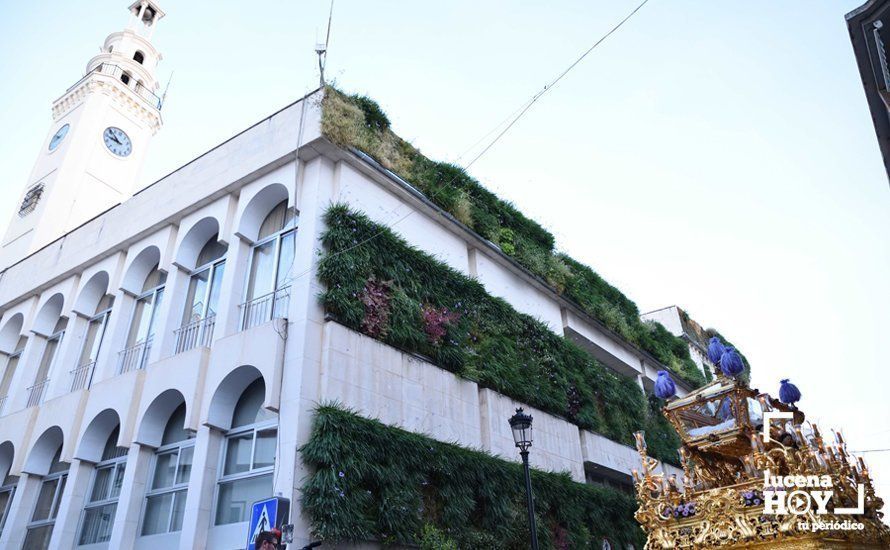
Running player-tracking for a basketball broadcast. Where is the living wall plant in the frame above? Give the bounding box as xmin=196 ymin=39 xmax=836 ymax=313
xmin=321 ymin=86 xmax=727 ymax=388
xmin=301 ymin=404 xmax=646 ymax=549
xmin=319 ymin=204 xmax=681 ymax=464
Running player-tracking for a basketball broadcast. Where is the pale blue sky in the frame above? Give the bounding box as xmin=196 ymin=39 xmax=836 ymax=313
xmin=1 ymin=1 xmax=888 ymax=492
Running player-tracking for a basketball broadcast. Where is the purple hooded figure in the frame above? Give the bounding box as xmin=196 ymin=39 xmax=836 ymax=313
xmin=779 ymin=379 xmax=802 ymax=406
xmin=719 ymin=347 xmax=744 ymax=377
xmin=707 ymin=336 xmax=725 ymax=366
xmin=654 ymin=370 xmax=676 ymax=400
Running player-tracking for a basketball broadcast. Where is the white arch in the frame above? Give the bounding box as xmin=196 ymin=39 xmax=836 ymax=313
xmin=121 ymin=245 xmax=162 ymax=295
xmin=73 ymin=271 xmax=110 ymax=316
xmin=23 ymin=426 xmax=64 ymax=476
xmin=174 ymin=217 xmax=221 ymax=271
xmin=136 ymin=389 xmax=187 ymax=448
xmin=237 ymin=183 xmax=290 ymax=242
xmin=0 ymin=440 xmax=13 ymax=480
xmin=32 ymin=293 xmax=65 ymax=336
xmin=75 ymin=408 xmax=121 ymax=463
xmin=0 ymin=313 xmax=24 ymax=354
xmin=205 ymin=365 xmax=266 ymax=430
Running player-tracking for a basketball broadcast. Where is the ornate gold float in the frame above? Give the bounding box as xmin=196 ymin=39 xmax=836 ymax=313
xmin=632 ymin=372 xmax=890 ymax=549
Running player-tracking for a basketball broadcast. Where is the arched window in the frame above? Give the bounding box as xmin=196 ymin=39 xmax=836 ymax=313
xmin=141 ymin=403 xmax=195 ymax=536
xmin=241 ymin=201 xmax=296 ymax=329
xmin=133 ymin=51 xmax=145 ymax=64
xmin=175 ymin=237 xmax=226 ymax=353
xmin=121 ymin=72 xmax=131 ymax=85
xmin=0 ymin=473 xmax=14 ymax=538
xmin=214 ymin=379 xmax=277 ymax=525
xmin=0 ymin=336 xmax=26 ymax=415
xmin=72 ymin=295 xmax=114 ymax=392
xmin=78 ymin=427 xmax=128 ymax=545
xmin=23 ymin=447 xmax=69 ymax=548
xmin=119 ymin=267 xmax=166 ymax=373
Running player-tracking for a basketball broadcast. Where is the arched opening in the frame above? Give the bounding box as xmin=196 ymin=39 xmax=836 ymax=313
xmin=77 ymin=425 xmax=127 ymax=545
xmin=33 ymin=294 xmax=64 ymax=336
xmin=120 ymin=251 xmax=166 ymax=374
xmin=0 ymin=313 xmax=24 ymax=354
xmin=0 ymin=440 xmax=14 ymax=535
xmin=23 ymin=441 xmax=68 ymax=548
xmin=241 ymin=198 xmax=296 ymax=330
xmin=28 ymin=317 xmax=67 ymax=408
xmin=141 ymin=401 xmax=195 ymax=536
xmin=133 ymin=51 xmax=145 ymax=64
xmin=121 ymin=72 xmax=131 ymax=85
xmin=0 ymin=319 xmax=26 ymax=413
xmin=72 ymin=294 xmax=114 ymax=393
xmin=213 ymin=377 xmax=277 ymax=526
xmin=175 ymin=219 xmax=226 ymax=353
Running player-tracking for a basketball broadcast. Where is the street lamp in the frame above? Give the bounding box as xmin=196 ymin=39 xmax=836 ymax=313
xmin=509 ymin=407 xmax=539 ymax=550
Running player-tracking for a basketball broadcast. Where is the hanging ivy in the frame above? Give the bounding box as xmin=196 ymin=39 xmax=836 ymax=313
xmin=301 ymin=404 xmax=646 ymax=549
xmin=319 ymin=204 xmax=681 ymax=464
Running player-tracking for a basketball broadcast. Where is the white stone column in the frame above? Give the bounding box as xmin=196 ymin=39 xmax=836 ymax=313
xmin=0 ymin=473 xmax=42 ymax=548
xmin=108 ymin=443 xmax=154 ymax=548
xmin=213 ymin=237 xmax=250 ymax=341
xmin=155 ymin=265 xmax=191 ymax=359
xmin=178 ymin=425 xmax=222 ymax=550
xmin=48 ymin=459 xmax=94 ymax=549
xmin=5 ymin=334 xmax=44 ymax=412
xmin=93 ymin=290 xmax=135 ymax=384
xmin=45 ymin=314 xmax=88 ymax=401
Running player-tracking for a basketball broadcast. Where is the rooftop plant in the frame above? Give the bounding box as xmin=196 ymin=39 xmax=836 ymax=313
xmin=319 ymin=204 xmax=681 ymax=464
xmin=301 ymin=404 xmax=646 ymax=549
xmin=320 ymin=86 xmax=735 ymax=388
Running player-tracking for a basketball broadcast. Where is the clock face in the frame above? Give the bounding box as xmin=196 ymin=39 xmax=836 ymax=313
xmin=103 ymin=127 xmax=132 ymax=157
xmin=48 ymin=124 xmax=70 ymax=151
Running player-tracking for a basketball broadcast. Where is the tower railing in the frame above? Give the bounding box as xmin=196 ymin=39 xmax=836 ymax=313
xmin=239 ymin=286 xmax=290 ymax=331
xmin=65 ymin=62 xmax=162 ymax=109
xmin=174 ymin=315 xmax=216 ymax=354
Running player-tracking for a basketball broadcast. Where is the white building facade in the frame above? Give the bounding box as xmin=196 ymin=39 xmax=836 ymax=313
xmin=0 ymin=4 xmax=688 ymax=549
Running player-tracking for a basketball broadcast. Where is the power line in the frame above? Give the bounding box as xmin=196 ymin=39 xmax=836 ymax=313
xmin=295 ymin=0 xmax=653 ymax=279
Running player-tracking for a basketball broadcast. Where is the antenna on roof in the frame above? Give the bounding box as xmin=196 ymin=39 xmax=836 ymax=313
xmin=160 ymin=71 xmax=174 ymax=109
xmin=316 ymin=0 xmax=335 ymax=88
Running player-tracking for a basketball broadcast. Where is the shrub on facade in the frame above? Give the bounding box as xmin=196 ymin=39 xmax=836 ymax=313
xmin=319 ymin=204 xmax=681 ymax=463
xmin=321 ymin=86 xmax=727 ymax=388
xmin=300 ymin=404 xmax=646 ymax=549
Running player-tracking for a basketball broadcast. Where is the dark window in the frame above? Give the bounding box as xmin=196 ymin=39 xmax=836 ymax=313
xmin=18 ymin=184 xmax=44 ymax=217
xmin=121 ymin=73 xmax=131 ymax=85
xmin=133 ymin=51 xmax=145 ymax=64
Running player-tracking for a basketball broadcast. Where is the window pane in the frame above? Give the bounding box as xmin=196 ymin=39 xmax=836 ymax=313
xmin=78 ymin=316 xmax=107 ymax=366
xmin=78 ymin=503 xmax=116 ymax=544
xmin=147 ymin=288 xmax=164 ymax=337
xmin=32 ymin=478 xmax=59 ymax=521
xmin=170 ymin=490 xmax=187 ymax=532
xmin=51 ymin=475 xmax=67 ymax=519
xmin=152 ymin=451 xmax=177 ymax=490
xmin=35 ymin=337 xmax=59 ymax=382
xmin=206 ymin=262 xmax=225 ymax=317
xmin=183 ymin=270 xmax=209 ymax=324
xmin=90 ymin=467 xmax=112 ymax=502
xmin=0 ymin=354 xmax=20 ymax=398
xmin=247 ymin=242 xmax=275 ymax=300
xmin=110 ymin=463 xmax=126 ymax=499
xmin=253 ymin=429 xmax=277 ymax=469
xmin=23 ymin=525 xmax=54 ymax=549
xmin=176 ymin=446 xmax=193 ymax=485
xmin=141 ymin=493 xmax=174 ymax=536
xmin=223 ymin=434 xmax=252 ymax=476
xmin=0 ymin=488 xmax=12 ymax=530
xmin=215 ymin=474 xmax=273 ymax=525
xmin=127 ymin=294 xmax=154 ymax=347
xmin=275 ymin=231 xmax=295 ymax=289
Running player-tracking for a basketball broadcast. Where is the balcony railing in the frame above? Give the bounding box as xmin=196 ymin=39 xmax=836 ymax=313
xmin=174 ymin=316 xmax=216 ymax=354
xmin=70 ymin=362 xmax=96 ymax=392
xmin=239 ymin=286 xmax=290 ymax=331
xmin=65 ymin=62 xmax=162 ymax=109
xmin=118 ymin=337 xmax=153 ymax=374
xmin=26 ymin=379 xmax=49 ymax=407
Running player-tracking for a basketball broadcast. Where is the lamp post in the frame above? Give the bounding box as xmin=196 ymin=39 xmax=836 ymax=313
xmin=509 ymin=407 xmax=539 ymax=550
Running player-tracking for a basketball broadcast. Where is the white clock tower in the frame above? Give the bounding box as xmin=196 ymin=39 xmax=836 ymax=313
xmin=0 ymin=1 xmax=166 ymax=269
